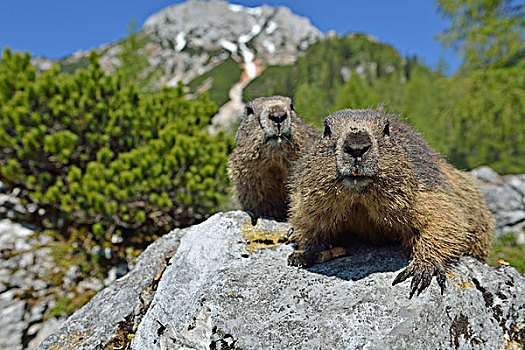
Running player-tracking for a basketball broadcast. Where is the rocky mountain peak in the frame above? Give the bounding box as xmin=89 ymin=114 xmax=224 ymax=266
xmin=143 ymin=0 xmax=323 ymax=85
xmin=31 ymin=1 xmax=323 ymax=88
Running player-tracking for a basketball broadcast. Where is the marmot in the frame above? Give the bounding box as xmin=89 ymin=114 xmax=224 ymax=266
xmin=228 ymin=96 xmax=317 ymax=221
xmin=287 ymin=108 xmax=494 ymax=297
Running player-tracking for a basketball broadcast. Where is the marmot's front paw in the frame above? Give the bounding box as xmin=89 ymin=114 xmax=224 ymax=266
xmin=392 ymin=262 xmax=447 ymax=298
xmin=287 ymin=250 xmax=315 ymax=267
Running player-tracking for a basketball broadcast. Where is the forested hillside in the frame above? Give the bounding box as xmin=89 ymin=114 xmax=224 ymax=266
xmin=245 ymin=29 xmax=524 ymax=174
xmin=244 ymin=33 xmax=442 ymax=129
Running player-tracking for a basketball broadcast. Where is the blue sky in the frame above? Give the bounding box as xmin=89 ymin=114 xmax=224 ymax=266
xmin=0 ymin=0 xmax=460 ymax=73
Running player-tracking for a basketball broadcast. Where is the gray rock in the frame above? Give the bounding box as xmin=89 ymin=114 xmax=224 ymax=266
xmin=76 ymin=277 xmax=104 ymax=294
xmin=28 ymin=317 xmax=64 ymax=350
xmin=90 ymin=245 xmax=113 ymax=259
xmin=130 ymin=212 xmax=525 ymax=350
xmin=0 ymin=219 xmax=34 ymax=248
xmin=0 ymin=218 xmax=101 ymax=350
xmin=474 ymin=168 xmax=525 ymax=236
xmin=28 ymin=299 xmax=48 ymax=323
xmin=495 ymin=211 xmax=525 ymax=228
xmin=481 ymin=182 xmax=523 ymax=213
xmin=38 ymin=212 xmax=525 ymax=349
xmin=0 ymin=290 xmax=27 ymax=350
xmin=27 ymin=323 xmax=42 ymax=337
xmin=37 ymin=228 xmax=186 ymax=350
xmin=63 ymin=265 xmax=80 ymax=288
xmin=103 ymin=263 xmax=129 ymax=286
xmin=471 ymin=166 xmax=500 ymax=183
xmin=508 ymin=176 xmax=525 ymax=198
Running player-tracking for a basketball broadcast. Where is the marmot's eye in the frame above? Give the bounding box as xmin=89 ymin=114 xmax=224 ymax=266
xmin=289 ymin=102 xmax=294 ymax=111
xmin=245 ymin=106 xmax=254 ymax=116
xmin=383 ymin=122 xmax=390 ymax=136
xmin=323 ymin=124 xmax=332 ymax=138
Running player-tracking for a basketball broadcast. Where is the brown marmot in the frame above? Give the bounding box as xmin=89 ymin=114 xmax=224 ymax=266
xmin=228 ymin=96 xmax=317 ymax=221
xmin=287 ymin=108 xmax=494 ymax=297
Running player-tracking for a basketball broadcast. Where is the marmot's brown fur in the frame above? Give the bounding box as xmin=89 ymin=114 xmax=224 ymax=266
xmin=287 ymin=108 xmax=494 ymax=297
xmin=228 ymin=96 xmax=317 ymax=220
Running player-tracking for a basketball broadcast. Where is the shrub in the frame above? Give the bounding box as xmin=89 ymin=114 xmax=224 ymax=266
xmin=437 ymin=66 xmax=525 ymax=173
xmin=0 ymin=48 xmax=233 ymax=241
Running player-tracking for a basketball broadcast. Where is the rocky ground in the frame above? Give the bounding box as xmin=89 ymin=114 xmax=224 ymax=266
xmin=0 ymin=219 xmax=68 ymax=350
xmin=0 ymin=183 xmax=126 ymax=350
xmin=472 ymin=166 xmax=525 ymax=243
xmin=1 ymin=167 xmax=525 ymax=349
xmin=38 ymin=212 xmax=525 ymax=350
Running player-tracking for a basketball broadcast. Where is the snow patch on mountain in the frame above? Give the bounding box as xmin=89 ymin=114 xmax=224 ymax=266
xmin=175 ymin=32 xmax=186 ymax=52
xmin=220 ymin=39 xmax=238 ymax=54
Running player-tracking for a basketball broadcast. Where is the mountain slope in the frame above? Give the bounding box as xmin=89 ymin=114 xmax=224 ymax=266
xmin=33 ymin=1 xmax=322 ymax=87
xmin=143 ymin=0 xmax=322 ymax=85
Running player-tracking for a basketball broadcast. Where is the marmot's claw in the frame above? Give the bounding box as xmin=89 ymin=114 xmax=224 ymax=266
xmin=288 ymin=250 xmax=315 ymax=267
xmin=246 ymin=211 xmax=258 ymax=226
xmin=436 ymin=267 xmax=447 ymax=295
xmin=392 ymin=264 xmax=414 ymax=286
xmin=413 ymin=270 xmax=433 ymax=298
xmin=393 ymin=263 xmax=447 ymax=298
xmin=409 ymin=271 xmax=423 ymax=298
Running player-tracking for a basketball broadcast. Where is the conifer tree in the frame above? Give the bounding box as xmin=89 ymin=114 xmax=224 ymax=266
xmin=334 ymin=72 xmax=379 ymax=111
xmin=0 ymin=48 xmax=233 ymax=242
xmin=436 ymin=0 xmax=525 ymax=71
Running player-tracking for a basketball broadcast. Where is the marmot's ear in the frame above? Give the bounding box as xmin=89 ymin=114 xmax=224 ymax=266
xmin=383 ymin=121 xmax=390 ymax=136
xmin=323 ymin=122 xmax=332 ymax=138
xmin=245 ymin=105 xmax=254 ymax=116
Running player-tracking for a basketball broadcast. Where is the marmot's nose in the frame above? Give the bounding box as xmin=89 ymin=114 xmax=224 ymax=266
xmin=345 ymin=144 xmax=371 ymax=159
xmin=269 ymin=113 xmax=287 ymax=124
xmin=343 ymin=131 xmax=372 ymax=159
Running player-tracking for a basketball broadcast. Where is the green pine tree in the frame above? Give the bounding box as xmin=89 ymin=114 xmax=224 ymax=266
xmin=436 ymin=0 xmax=525 ymax=71
xmin=0 ymin=48 xmax=233 ymax=243
xmin=334 ymin=71 xmax=379 ymax=111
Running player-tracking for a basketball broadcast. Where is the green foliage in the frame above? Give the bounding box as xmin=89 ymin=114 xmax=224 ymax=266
xmin=118 ymin=21 xmax=162 ymax=92
xmin=243 ymin=65 xmax=296 ymax=100
xmin=398 ymin=65 xmax=450 ymax=149
xmin=0 ymin=48 xmax=233 ymax=242
xmin=432 ymin=1 xmax=525 ymax=172
xmin=293 ymin=83 xmax=330 ymax=127
xmin=488 ymin=232 xmax=525 ymax=273
xmin=188 ymin=57 xmax=242 ymax=107
xmin=244 ymin=34 xmax=418 ymax=127
xmin=296 ymin=34 xmax=402 ymax=88
xmin=334 ymin=72 xmax=379 ymax=110
xmin=437 ymin=66 xmax=525 ymax=173
xmin=49 ymin=291 xmax=99 ymax=318
xmin=436 ymin=0 xmax=525 ymax=71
